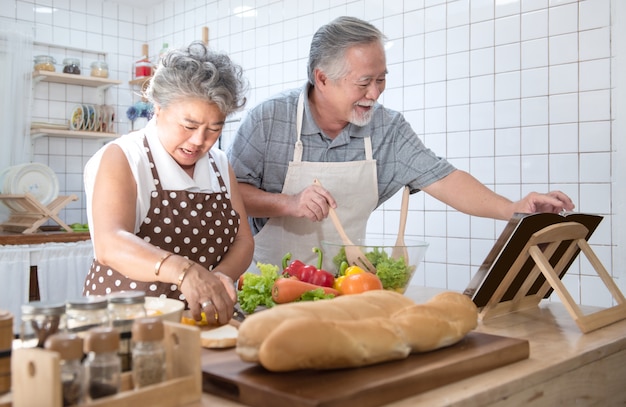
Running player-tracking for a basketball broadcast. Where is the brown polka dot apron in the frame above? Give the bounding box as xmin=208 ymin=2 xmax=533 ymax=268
xmin=83 ymin=136 xmax=240 ymax=303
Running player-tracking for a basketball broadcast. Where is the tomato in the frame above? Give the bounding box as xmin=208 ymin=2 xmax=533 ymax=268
xmin=339 ymin=272 xmax=383 ymax=295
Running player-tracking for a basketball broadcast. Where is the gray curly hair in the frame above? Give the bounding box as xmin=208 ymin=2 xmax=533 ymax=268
xmin=307 ymin=16 xmax=386 ymax=86
xmin=145 ymin=41 xmax=248 ymax=116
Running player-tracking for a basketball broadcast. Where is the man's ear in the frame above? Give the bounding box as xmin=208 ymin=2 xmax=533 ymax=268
xmin=314 ymin=69 xmax=327 ymax=87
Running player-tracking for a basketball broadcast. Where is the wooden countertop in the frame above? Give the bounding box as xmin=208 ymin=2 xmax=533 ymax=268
xmin=0 ymin=230 xmax=91 ymax=245
xmin=196 ymin=286 xmax=626 ymax=407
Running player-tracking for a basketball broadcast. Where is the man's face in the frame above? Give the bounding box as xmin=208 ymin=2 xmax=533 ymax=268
xmin=326 ymin=42 xmax=387 ymax=126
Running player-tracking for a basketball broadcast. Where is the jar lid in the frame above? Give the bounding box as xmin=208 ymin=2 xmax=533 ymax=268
xmin=34 ymin=55 xmax=56 ymax=63
xmin=45 ymin=332 xmax=84 ymax=360
xmin=21 ymin=301 xmax=66 ymax=316
xmin=84 ymin=326 xmax=119 ymax=353
xmin=108 ymin=290 xmax=146 ymax=305
xmin=67 ymin=296 xmax=108 ymax=311
xmin=62 ymin=58 xmax=80 ymax=66
xmin=132 ymin=317 xmax=164 ymax=342
xmin=90 ymin=60 xmax=108 ymax=68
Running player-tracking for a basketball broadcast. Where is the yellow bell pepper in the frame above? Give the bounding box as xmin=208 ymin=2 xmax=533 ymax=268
xmin=345 ymin=266 xmax=365 ymax=276
xmin=333 ymin=275 xmax=346 ymax=291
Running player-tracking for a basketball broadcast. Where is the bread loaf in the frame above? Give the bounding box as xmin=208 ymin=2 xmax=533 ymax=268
xmin=236 ymin=290 xmax=478 ymax=371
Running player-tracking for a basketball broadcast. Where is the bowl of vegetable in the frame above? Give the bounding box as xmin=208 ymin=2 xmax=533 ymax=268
xmin=321 ymin=238 xmax=429 ymax=294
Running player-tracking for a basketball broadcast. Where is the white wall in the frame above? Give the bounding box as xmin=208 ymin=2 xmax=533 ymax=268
xmin=3 ymin=0 xmax=623 ymax=307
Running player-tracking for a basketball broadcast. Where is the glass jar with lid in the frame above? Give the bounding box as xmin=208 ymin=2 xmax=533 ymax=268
xmin=34 ymin=55 xmax=56 ymax=72
xmin=90 ymin=61 xmax=109 ymax=78
xmin=20 ymin=301 xmax=66 ymax=348
xmin=66 ymin=296 xmax=109 ymax=336
xmin=131 ymin=317 xmax=166 ymax=388
xmin=83 ymin=327 xmax=121 ymax=401
xmin=107 ymin=291 xmax=146 ymax=372
xmin=45 ymin=332 xmax=85 ymax=406
xmin=62 ymin=58 xmax=81 ymax=74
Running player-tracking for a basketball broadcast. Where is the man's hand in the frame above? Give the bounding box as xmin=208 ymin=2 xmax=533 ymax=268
xmin=289 ymin=184 xmax=337 ymax=221
xmin=513 ymin=191 xmax=575 ymax=215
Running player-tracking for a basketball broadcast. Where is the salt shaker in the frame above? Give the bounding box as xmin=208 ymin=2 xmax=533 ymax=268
xmin=131 ymin=317 xmax=166 ymax=388
xmin=45 ymin=332 xmax=85 ymax=406
xmin=83 ymin=327 xmax=121 ymax=401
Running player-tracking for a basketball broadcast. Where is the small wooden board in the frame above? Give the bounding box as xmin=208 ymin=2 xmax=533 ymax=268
xmin=201 ymin=331 xmax=529 ymax=407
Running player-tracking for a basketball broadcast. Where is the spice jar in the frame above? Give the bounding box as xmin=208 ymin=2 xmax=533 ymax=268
xmin=34 ymin=55 xmax=56 ymax=72
xmin=66 ymin=296 xmax=109 ymax=335
xmin=62 ymin=58 xmax=81 ymax=74
xmin=131 ymin=317 xmax=166 ymax=388
xmin=20 ymin=301 xmax=66 ymax=348
xmin=83 ymin=327 xmax=121 ymax=401
xmin=107 ymin=291 xmax=146 ymax=372
xmin=90 ymin=61 xmax=109 ymax=78
xmin=45 ymin=333 xmax=85 ymax=406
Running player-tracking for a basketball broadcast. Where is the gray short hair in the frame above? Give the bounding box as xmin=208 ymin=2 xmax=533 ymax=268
xmin=307 ymin=16 xmax=386 ymax=86
xmin=145 ymin=41 xmax=248 ymax=116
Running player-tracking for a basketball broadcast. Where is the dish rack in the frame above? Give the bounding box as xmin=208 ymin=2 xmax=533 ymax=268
xmin=0 ymin=193 xmax=77 ymax=234
xmin=6 ymin=321 xmax=201 ymax=407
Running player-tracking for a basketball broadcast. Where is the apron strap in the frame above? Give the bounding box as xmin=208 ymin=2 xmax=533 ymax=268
xmin=294 ymin=90 xmax=374 ymax=162
xmin=294 ymin=91 xmax=305 ymax=162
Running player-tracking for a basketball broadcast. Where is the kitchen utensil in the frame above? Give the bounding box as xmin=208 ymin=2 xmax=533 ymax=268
xmin=391 ymin=186 xmax=410 ymax=261
xmin=313 ymin=179 xmax=376 ymax=273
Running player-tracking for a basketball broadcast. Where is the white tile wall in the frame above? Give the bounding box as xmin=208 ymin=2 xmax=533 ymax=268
xmin=5 ymin=0 xmax=625 ymax=307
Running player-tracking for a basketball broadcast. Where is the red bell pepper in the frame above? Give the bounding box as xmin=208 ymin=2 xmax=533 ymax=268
xmin=281 ymin=248 xmax=335 ymax=288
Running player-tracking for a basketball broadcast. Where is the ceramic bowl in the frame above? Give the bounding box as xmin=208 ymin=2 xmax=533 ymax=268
xmin=145 ymin=296 xmax=185 ymax=323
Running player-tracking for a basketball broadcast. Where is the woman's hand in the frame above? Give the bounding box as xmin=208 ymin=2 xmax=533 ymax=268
xmin=180 ymin=264 xmax=237 ymax=325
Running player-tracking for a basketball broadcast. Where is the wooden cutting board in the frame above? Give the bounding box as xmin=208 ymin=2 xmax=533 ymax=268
xmin=201 ymin=331 xmax=529 ymax=407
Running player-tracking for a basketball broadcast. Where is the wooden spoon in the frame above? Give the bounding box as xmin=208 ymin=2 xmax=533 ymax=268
xmin=391 ymin=186 xmax=410 ymax=261
xmin=313 ymin=179 xmax=376 ymax=273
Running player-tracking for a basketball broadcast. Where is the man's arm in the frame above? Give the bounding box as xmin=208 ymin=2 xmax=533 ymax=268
xmin=422 ymin=170 xmax=575 ymax=220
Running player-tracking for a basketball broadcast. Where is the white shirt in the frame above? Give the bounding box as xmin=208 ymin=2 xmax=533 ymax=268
xmin=84 ymin=118 xmax=231 ymax=238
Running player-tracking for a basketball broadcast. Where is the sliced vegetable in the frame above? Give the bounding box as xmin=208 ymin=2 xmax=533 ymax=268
xmin=272 ymin=278 xmax=341 ymax=304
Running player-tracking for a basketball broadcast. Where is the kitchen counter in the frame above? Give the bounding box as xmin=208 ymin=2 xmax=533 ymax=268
xmin=196 ymin=286 xmax=626 ymax=407
xmin=0 ymin=230 xmax=90 ymax=245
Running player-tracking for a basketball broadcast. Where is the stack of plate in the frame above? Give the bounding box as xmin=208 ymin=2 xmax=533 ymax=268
xmin=0 ymin=163 xmax=60 ymax=209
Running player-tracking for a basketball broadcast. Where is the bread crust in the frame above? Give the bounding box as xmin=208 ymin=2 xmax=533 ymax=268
xmin=236 ymin=290 xmax=477 ymax=371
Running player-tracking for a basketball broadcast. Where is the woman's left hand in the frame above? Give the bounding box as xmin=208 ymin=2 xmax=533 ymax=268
xmin=181 ymin=265 xmax=237 ymax=325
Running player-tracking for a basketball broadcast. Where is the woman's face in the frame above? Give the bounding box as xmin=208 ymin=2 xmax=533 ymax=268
xmin=154 ymin=98 xmax=226 ymax=172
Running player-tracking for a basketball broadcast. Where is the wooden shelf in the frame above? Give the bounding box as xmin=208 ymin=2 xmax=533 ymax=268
xmin=129 ymin=76 xmax=152 ymax=86
xmin=30 ymin=127 xmax=117 ymax=139
xmin=32 ymin=70 xmax=122 ymax=88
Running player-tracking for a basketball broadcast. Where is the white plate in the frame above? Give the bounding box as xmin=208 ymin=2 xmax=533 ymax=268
xmin=4 ymin=163 xmax=59 ymax=206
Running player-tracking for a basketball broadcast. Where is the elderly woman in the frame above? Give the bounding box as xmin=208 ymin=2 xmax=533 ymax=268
xmin=83 ymin=41 xmax=253 ymax=325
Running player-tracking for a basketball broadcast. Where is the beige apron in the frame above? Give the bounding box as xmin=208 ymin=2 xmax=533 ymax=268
xmin=253 ymin=92 xmax=378 ymax=270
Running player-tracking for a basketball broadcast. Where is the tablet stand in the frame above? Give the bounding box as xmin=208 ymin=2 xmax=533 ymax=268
xmin=478 ymin=221 xmax=626 ymax=333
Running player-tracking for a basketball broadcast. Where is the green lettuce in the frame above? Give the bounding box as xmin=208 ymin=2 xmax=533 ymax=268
xmin=237 ymin=263 xmax=279 ymax=313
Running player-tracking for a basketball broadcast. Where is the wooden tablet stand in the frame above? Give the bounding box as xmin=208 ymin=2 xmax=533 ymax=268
xmin=477 ymin=221 xmax=626 ymax=333
xmin=0 ymin=193 xmax=77 ymax=234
